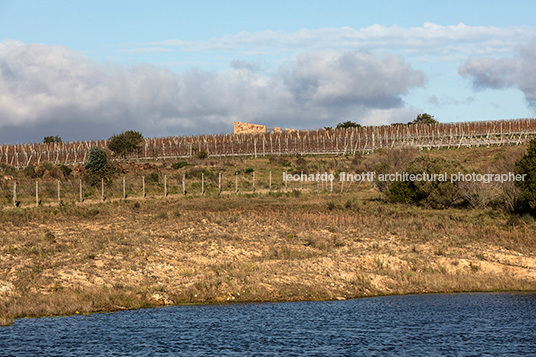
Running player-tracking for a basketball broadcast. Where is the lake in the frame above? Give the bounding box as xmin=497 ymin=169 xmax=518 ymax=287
xmin=1 ymin=293 xmax=535 ymax=356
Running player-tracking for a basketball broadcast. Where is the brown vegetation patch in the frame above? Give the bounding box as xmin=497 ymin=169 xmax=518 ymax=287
xmin=1 ymin=193 xmax=535 ymax=324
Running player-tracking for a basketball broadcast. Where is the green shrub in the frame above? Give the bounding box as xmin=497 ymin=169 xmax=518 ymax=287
xmin=29 ymin=162 xmax=64 ymax=179
xmin=387 ymin=156 xmax=466 ymax=208
xmin=147 ymin=172 xmax=159 ymax=183
xmin=22 ymin=165 xmax=38 ymax=178
xmin=35 ymin=162 xmax=55 ymax=177
xmin=171 ymin=161 xmax=190 ymax=169
xmin=44 ymin=231 xmax=56 ymax=243
xmin=336 ymin=121 xmax=361 ymax=129
xmin=185 ymin=167 xmax=216 ymax=181
xmin=43 ymin=135 xmax=62 ymax=143
xmin=506 ymin=213 xmax=535 ymax=227
xmin=295 ymin=155 xmax=308 ymax=173
xmin=86 ymin=206 xmax=100 ymax=217
xmin=0 ymin=163 xmax=16 ymax=175
xmin=269 ymin=155 xmax=292 ymax=166
xmin=107 ymin=130 xmax=144 ymax=158
xmin=197 ymin=151 xmax=209 ymax=159
xmin=388 ymin=181 xmax=423 ymax=204
xmin=56 ymin=164 xmax=72 ymax=177
xmin=358 ymin=147 xmax=419 ymax=193
xmin=344 ymin=199 xmax=358 ymax=209
xmin=410 ymin=113 xmax=438 ymax=125
xmin=514 ymin=138 xmax=536 ymax=213
xmin=85 ymin=147 xmax=115 ymax=186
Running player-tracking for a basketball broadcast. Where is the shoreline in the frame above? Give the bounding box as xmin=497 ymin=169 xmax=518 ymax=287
xmin=4 ymin=289 xmax=536 ymax=327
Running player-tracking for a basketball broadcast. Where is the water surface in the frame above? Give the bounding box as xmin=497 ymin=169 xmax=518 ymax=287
xmin=1 ymin=293 xmax=535 ymax=356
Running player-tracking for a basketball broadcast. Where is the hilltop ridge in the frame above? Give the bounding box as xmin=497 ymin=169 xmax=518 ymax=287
xmin=1 ymin=118 xmax=536 ymax=169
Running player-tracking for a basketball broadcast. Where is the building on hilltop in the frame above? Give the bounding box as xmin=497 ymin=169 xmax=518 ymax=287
xmin=233 ymin=121 xmax=295 ymax=134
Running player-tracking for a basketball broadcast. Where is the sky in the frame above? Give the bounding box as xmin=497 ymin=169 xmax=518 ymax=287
xmin=1 ymin=1 xmax=536 ymax=144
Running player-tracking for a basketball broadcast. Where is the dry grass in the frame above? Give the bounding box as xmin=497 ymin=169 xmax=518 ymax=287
xmin=1 ymin=144 xmax=528 ymax=208
xmin=1 ymin=145 xmax=536 ymax=325
xmin=1 ymin=191 xmax=536 ymax=324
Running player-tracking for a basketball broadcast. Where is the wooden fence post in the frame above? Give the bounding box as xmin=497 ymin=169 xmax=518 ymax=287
xmin=201 ymin=173 xmax=205 ymax=195
xmin=13 ymin=182 xmax=17 ymax=207
xmin=252 ymin=171 xmax=255 ymax=193
xmin=182 ymin=173 xmax=186 ymax=195
xmin=164 ymin=175 xmax=168 ymax=198
xmin=218 ymin=172 xmax=222 ymax=195
xmin=101 ymin=178 xmax=105 ymax=202
xmin=36 ymin=181 xmax=39 ymax=207
xmin=142 ymin=176 xmax=146 ymax=198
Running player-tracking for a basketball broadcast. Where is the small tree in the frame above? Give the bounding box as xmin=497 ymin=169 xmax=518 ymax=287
xmin=197 ymin=150 xmax=209 ymax=160
xmin=107 ymin=130 xmax=144 ymax=158
xmin=43 ymin=135 xmax=62 ymax=143
xmin=336 ymin=121 xmax=361 ymax=129
xmin=411 ymin=113 xmax=437 ymax=125
xmin=514 ymin=138 xmax=536 ymax=212
xmin=359 ymin=147 xmax=419 ymax=193
xmin=85 ymin=147 xmax=115 ymax=186
xmin=387 ymin=156 xmax=466 ymax=208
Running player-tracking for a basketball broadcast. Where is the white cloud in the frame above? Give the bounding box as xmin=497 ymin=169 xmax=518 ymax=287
xmin=140 ymin=23 xmax=536 ymax=62
xmin=458 ymin=41 xmax=536 ymax=107
xmin=121 ymin=47 xmax=175 ymax=54
xmin=0 ymin=41 xmax=425 ymax=143
xmin=279 ymin=51 xmax=425 ymax=108
xmin=230 ymin=59 xmax=263 ymax=72
xmin=427 ymin=95 xmax=476 ymax=107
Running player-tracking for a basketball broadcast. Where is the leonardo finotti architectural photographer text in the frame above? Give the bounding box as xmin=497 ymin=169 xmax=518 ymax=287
xmin=283 ymin=172 xmax=526 ymax=184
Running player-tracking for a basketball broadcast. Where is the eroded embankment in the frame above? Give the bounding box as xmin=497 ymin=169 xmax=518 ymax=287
xmin=1 ymin=195 xmax=536 ymax=325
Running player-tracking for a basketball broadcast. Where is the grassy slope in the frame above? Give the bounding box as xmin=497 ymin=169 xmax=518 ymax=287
xmin=1 ymin=145 xmax=536 ymax=324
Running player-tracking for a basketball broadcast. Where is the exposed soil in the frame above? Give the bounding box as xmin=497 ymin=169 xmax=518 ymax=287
xmin=1 ymin=193 xmax=535 ymax=325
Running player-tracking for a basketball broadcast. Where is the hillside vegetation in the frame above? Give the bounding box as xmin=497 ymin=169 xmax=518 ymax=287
xmin=1 ymin=144 xmax=536 ymax=325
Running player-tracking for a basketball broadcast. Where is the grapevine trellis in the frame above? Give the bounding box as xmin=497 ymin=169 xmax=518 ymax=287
xmin=2 ymin=118 xmax=536 ymax=169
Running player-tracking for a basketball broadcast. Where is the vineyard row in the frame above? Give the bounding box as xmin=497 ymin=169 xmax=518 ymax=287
xmin=2 ymin=119 xmax=536 ymax=168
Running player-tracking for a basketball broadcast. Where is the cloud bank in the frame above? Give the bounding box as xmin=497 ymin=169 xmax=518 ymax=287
xmin=459 ymin=41 xmax=536 ymax=107
xmin=0 ymin=40 xmax=424 ymax=143
xmin=142 ymin=23 xmax=536 ymax=61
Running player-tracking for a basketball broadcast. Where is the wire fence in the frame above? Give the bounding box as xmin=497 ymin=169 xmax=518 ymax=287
xmin=2 ymin=119 xmax=536 ymax=169
xmin=2 ymin=171 xmax=359 ymax=209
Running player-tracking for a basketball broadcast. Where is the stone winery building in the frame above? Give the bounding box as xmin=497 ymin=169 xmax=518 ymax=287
xmin=233 ymin=122 xmax=296 ymax=134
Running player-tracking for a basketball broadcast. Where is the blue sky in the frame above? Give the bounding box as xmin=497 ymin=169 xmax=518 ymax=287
xmin=1 ymin=0 xmax=536 ymax=143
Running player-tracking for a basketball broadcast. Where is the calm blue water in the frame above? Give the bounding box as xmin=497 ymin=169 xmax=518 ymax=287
xmin=1 ymin=293 xmax=535 ymax=356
